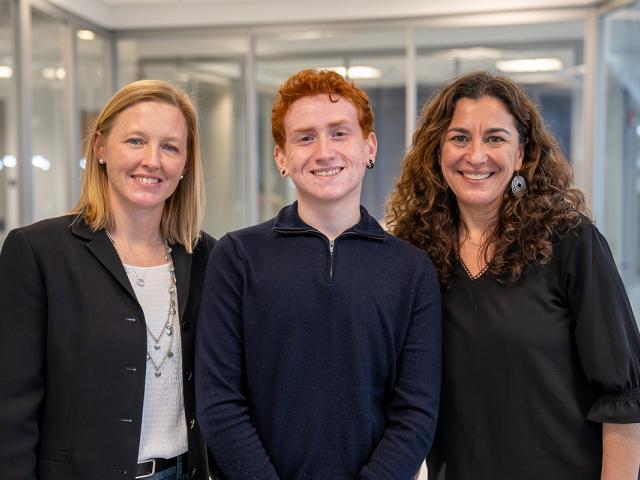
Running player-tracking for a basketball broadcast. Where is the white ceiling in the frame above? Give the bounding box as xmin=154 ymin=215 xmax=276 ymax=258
xmin=48 ymin=0 xmax=605 ymax=30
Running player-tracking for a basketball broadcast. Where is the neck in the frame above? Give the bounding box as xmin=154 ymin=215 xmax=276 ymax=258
xmin=457 ymin=203 xmax=498 ymax=246
xmin=297 ymin=198 xmax=361 ymax=240
xmin=108 ymin=202 xmax=164 ymax=248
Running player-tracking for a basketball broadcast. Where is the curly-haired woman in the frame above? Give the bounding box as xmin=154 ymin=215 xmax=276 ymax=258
xmin=387 ymin=71 xmax=640 ymax=479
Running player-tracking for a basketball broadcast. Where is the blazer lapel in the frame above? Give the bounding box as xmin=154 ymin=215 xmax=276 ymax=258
xmin=171 ymin=243 xmax=192 ymax=321
xmin=71 ymin=218 xmax=137 ymax=302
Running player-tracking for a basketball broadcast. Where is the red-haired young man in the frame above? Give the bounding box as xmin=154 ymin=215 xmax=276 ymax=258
xmin=196 ymin=69 xmax=441 ymax=480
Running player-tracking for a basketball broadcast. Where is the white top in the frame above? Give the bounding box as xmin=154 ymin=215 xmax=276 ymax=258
xmin=125 ymin=263 xmax=188 ymax=462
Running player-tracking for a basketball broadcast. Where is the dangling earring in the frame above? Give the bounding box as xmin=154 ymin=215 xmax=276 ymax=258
xmin=366 ymin=159 xmax=375 ymax=170
xmin=98 ymin=158 xmax=105 ymax=165
xmin=511 ymin=171 xmax=526 ymax=195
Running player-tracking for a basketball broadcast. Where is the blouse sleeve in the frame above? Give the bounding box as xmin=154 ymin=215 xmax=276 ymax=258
xmin=562 ymin=218 xmax=640 ymax=423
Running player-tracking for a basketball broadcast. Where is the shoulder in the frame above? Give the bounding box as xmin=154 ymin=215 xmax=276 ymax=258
xmin=194 ymin=231 xmax=216 ymax=254
xmin=221 ymin=218 xmax=276 ymax=248
xmin=4 ymin=214 xmax=81 ymax=249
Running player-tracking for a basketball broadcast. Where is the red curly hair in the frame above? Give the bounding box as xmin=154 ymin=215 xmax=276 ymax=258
xmin=386 ymin=71 xmax=588 ymax=287
xmin=271 ymin=69 xmax=374 ymax=148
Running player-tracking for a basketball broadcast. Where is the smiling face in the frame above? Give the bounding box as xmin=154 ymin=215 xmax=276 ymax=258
xmin=274 ymin=93 xmax=377 ymax=215
xmin=440 ymin=95 xmax=524 ymax=220
xmin=97 ymin=100 xmax=188 ymax=221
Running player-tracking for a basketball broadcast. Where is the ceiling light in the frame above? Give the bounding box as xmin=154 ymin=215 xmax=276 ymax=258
xmin=0 ymin=65 xmax=12 ymax=78
xmin=347 ymin=66 xmax=382 ymax=79
xmin=319 ymin=66 xmax=382 ymax=80
xmin=32 ymin=155 xmax=51 ymax=171
xmin=3 ymin=155 xmax=16 ymax=168
xmin=447 ymin=47 xmax=503 ymax=60
xmin=77 ymin=30 xmax=95 ymax=40
xmin=496 ymin=58 xmax=564 ymax=73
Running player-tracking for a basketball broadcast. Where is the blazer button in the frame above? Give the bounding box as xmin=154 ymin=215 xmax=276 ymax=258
xmin=182 ymin=321 xmax=190 ymax=331
xmin=189 ymin=418 xmax=195 ymax=429
xmin=185 ymin=370 xmax=193 ymax=381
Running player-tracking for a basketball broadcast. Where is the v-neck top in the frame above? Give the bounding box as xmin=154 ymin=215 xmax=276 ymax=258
xmin=427 ymin=216 xmax=640 ymax=479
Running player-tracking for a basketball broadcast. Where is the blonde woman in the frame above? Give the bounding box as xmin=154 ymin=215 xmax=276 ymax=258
xmin=0 ymin=80 xmax=215 ymax=480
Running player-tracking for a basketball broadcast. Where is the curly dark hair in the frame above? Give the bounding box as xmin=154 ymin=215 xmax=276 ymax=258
xmin=386 ymin=71 xmax=587 ymax=287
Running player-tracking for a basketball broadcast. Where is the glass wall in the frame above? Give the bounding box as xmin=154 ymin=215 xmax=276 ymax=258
xmin=31 ymin=9 xmax=69 ymax=222
xmin=76 ymin=28 xmax=110 ymax=200
xmin=117 ymin=34 xmax=248 ymax=239
xmin=601 ymin=0 xmax=640 ymax=317
xmin=0 ymin=0 xmax=16 ymax=243
xmin=256 ymin=29 xmax=406 ymax=221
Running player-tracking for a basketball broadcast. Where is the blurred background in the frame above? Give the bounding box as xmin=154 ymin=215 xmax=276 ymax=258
xmin=1 ymin=0 xmax=639 ymax=320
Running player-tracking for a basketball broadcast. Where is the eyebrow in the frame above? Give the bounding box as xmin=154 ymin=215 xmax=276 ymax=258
xmin=446 ymin=127 xmax=512 ymax=136
xmin=290 ymin=119 xmax=351 ymax=135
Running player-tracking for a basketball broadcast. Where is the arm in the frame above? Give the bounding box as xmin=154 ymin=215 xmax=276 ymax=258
xmin=562 ymin=221 xmax=640 ymax=473
xmin=0 ymin=229 xmax=47 ymax=479
xmin=195 ymin=236 xmax=280 ymax=480
xmin=601 ymin=423 xmax=640 ymax=480
xmin=359 ymin=257 xmax=442 ymax=480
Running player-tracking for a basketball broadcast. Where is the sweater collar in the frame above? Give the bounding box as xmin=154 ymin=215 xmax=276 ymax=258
xmin=273 ymin=201 xmax=386 ymax=240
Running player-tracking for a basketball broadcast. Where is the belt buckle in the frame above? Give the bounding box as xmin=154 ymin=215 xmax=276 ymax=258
xmin=135 ymin=459 xmax=156 ymax=479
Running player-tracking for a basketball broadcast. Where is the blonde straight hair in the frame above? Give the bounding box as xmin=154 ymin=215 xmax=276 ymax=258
xmin=71 ymin=79 xmax=205 ymax=252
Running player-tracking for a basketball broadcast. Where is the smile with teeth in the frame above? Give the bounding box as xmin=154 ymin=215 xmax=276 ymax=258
xmin=312 ymin=167 xmax=343 ymax=177
xmin=461 ymin=172 xmax=492 ymax=180
xmin=133 ymin=175 xmax=160 ymax=184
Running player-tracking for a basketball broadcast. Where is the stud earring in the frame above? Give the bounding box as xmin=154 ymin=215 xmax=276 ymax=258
xmin=366 ymin=159 xmax=375 ymax=170
xmin=179 ymin=174 xmax=184 ymax=180
xmin=511 ymin=171 xmax=526 ymax=195
xmin=98 ymin=158 xmax=105 ymax=165
xmin=281 ymin=169 xmax=287 ymax=176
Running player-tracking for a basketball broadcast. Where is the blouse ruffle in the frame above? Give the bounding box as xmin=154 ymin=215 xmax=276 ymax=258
xmin=588 ymin=386 xmax=640 ymax=423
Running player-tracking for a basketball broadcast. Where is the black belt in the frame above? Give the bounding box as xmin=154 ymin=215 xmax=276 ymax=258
xmin=135 ymin=453 xmax=187 ymax=479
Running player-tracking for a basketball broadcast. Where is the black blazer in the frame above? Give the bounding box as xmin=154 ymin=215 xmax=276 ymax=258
xmin=0 ymin=215 xmax=215 ymax=480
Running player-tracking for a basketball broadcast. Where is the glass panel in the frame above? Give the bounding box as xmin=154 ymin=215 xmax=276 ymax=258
xmin=31 ymin=9 xmax=69 ymax=221
xmin=601 ymin=1 xmax=640 ymax=319
xmin=416 ymin=21 xmax=584 ymax=176
xmin=257 ymin=29 xmax=406 ymax=221
xmin=76 ymin=29 xmax=110 ymax=203
xmin=117 ymin=35 xmax=248 ymax=239
xmin=0 ymin=0 xmax=17 ymax=244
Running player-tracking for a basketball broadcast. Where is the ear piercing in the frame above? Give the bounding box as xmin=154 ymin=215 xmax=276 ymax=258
xmin=366 ymin=159 xmax=375 ymax=169
xmin=98 ymin=158 xmax=105 ymax=164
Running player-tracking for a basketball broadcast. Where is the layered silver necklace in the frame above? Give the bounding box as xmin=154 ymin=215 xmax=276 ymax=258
xmin=105 ymin=230 xmax=177 ymax=378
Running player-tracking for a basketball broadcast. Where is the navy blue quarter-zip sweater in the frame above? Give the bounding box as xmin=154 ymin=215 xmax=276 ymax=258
xmin=196 ymin=203 xmax=441 ymax=480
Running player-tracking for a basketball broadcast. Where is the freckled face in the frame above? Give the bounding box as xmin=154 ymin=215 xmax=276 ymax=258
xmin=97 ymin=101 xmax=188 ymax=219
xmin=274 ymin=94 xmax=377 ymax=213
xmin=440 ymin=96 xmax=523 ymax=217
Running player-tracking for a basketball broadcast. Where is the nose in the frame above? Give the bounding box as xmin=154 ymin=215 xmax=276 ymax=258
xmin=467 ymin=138 xmax=487 ymax=165
xmin=141 ymin=144 xmax=161 ymax=169
xmin=315 ymin=135 xmax=336 ymax=161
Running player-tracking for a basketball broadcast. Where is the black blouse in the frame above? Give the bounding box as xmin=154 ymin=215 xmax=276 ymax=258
xmin=427 ymin=217 xmax=640 ymax=479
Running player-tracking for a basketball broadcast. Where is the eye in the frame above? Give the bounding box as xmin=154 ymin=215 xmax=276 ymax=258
xmin=333 ymin=129 xmax=350 ymax=138
xmin=295 ymin=134 xmax=314 ymax=144
xmin=486 ymin=135 xmax=505 ymax=145
xmin=449 ymin=134 xmax=468 ymax=144
xmin=163 ymin=143 xmax=180 ymax=153
xmin=126 ymin=137 xmax=144 ymax=146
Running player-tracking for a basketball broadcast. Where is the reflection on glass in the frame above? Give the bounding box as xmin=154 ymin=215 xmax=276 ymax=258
xmin=31 ymin=10 xmax=69 ymax=221
xmin=76 ymin=30 xmax=109 ymax=201
xmin=602 ymin=1 xmax=640 ymax=319
xmin=257 ymin=29 xmax=406 ymax=221
xmin=117 ymin=36 xmax=248 ymax=238
xmin=0 ymin=0 xmax=16 ymax=244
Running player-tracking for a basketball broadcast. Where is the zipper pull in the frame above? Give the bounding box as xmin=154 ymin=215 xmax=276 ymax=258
xmin=329 ymin=239 xmax=334 ymax=254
